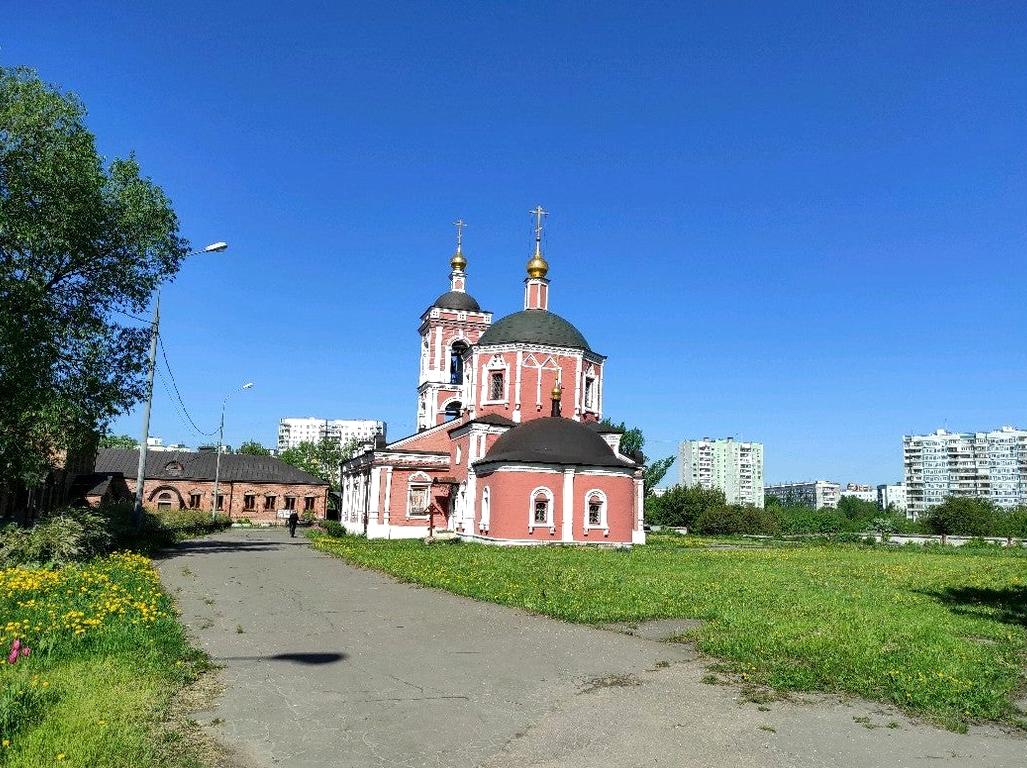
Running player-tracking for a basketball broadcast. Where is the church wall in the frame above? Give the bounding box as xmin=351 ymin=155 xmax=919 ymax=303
xmin=475 ymin=469 xmax=565 ymax=541
xmin=569 ymin=472 xmax=635 ymax=543
xmin=386 ymin=469 xmax=449 ymax=531
xmin=473 ymin=349 xmax=601 ymax=423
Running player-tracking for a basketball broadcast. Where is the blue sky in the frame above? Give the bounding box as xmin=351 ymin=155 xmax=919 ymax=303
xmin=6 ymin=2 xmax=1027 ymax=485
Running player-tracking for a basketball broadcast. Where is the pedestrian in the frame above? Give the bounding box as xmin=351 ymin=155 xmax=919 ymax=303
xmin=288 ymin=510 xmax=299 ymax=538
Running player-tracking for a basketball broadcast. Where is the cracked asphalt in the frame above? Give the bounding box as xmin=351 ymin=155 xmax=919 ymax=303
xmin=157 ymin=528 xmax=1025 ymax=767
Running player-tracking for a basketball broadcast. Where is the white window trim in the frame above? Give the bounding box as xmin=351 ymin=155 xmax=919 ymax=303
xmin=481 ymin=354 xmax=510 ymax=405
xmin=583 ymin=488 xmax=609 ymax=536
xmin=407 ymin=471 xmax=432 ymax=519
xmin=528 ymin=486 xmax=556 ymax=533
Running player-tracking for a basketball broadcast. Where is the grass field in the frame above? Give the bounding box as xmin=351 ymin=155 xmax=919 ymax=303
xmin=312 ymin=533 xmax=1027 ymax=731
xmin=0 ymin=553 xmax=209 ymax=767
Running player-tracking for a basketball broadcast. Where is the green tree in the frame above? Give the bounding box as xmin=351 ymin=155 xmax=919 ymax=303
xmin=237 ymin=440 xmax=270 ymax=456
xmin=645 ymin=484 xmax=726 ymax=528
xmin=0 ymin=67 xmax=187 ymax=488
xmin=278 ymin=438 xmax=360 ymax=491
xmin=98 ymin=433 xmax=137 ymax=449
xmin=922 ymin=496 xmax=998 ymax=538
xmin=598 ymin=417 xmax=673 ymax=495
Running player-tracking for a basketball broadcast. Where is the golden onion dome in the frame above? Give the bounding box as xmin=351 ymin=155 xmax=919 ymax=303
xmin=450 ymin=250 xmax=467 ymax=271
xmin=551 ymin=383 xmax=562 ymax=400
xmin=526 ymin=251 xmax=549 ymax=279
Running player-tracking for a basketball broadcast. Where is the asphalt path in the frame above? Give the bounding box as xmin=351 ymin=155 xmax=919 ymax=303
xmin=157 ymin=528 xmax=1025 ymax=767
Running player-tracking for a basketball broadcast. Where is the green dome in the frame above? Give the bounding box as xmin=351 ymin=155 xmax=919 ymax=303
xmin=478 ymin=309 xmax=590 ymax=351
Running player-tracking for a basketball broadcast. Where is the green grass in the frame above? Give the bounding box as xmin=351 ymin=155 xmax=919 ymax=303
xmin=1 ymin=553 xmax=211 ymax=767
xmin=312 ymin=533 xmax=1027 ymax=730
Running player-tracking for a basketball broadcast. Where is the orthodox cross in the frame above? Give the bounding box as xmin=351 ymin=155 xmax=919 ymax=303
xmin=453 ymin=218 xmax=467 ymax=252
xmin=531 ymin=205 xmax=548 ymax=249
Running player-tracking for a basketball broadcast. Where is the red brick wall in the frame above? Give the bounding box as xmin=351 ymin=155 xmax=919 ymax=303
xmin=122 ymin=477 xmax=328 ymax=524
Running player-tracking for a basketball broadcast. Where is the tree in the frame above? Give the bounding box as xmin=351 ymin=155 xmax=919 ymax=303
xmin=923 ymin=497 xmax=998 ymax=538
xmin=278 ymin=438 xmax=360 ymax=491
xmin=98 ymin=433 xmax=137 ymax=449
xmin=0 ymin=67 xmax=187 ymax=489
xmin=598 ymin=417 xmax=673 ymax=495
xmin=237 ymin=440 xmax=270 ymax=456
xmin=645 ymin=484 xmax=726 ymax=528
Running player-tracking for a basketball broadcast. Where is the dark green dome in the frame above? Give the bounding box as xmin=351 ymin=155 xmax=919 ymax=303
xmin=433 ymin=291 xmax=481 ymax=312
xmin=478 ymin=309 xmax=590 ymax=350
xmin=478 ymin=418 xmax=633 ymax=468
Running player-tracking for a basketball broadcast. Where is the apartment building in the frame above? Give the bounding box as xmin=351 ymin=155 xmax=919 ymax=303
xmin=277 ymin=418 xmax=386 ymax=453
xmin=877 ymin=483 xmax=908 ymax=514
xmin=679 ymin=437 xmax=765 ymax=507
xmin=903 ymin=426 xmax=1027 ymax=518
xmin=840 ymin=483 xmax=877 ymax=504
xmin=764 ymin=480 xmax=841 ymax=509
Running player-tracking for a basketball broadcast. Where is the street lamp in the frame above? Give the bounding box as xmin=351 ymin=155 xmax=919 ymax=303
xmin=211 ymin=382 xmax=254 ymax=520
xmin=132 ymin=241 xmax=229 ymax=527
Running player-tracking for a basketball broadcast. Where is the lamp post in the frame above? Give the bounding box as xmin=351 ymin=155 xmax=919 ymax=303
xmin=211 ymin=382 xmax=254 ymax=520
xmin=133 ymin=241 xmax=229 ymax=527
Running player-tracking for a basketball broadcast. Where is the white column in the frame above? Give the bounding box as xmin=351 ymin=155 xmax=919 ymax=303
xmin=562 ymin=468 xmax=575 ymax=542
xmin=632 ymin=474 xmax=646 ymax=544
xmin=434 ymin=326 xmax=443 ymax=374
xmin=368 ymin=467 xmax=381 ymax=523
xmin=573 ymin=354 xmax=582 ymax=418
xmin=383 ymin=467 xmax=393 ymax=525
xmin=514 ymin=350 xmax=523 ymax=422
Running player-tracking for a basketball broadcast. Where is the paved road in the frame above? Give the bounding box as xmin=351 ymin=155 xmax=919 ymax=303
xmin=157 ymin=529 xmax=1024 ymax=768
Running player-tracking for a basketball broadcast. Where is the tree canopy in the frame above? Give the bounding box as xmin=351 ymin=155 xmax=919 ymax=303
xmin=98 ymin=433 xmax=137 ymax=449
xmin=598 ymin=417 xmax=673 ymax=495
xmin=0 ymin=66 xmax=188 ymax=487
xmin=237 ymin=440 xmax=271 ymax=456
xmin=278 ymin=439 xmax=360 ymax=490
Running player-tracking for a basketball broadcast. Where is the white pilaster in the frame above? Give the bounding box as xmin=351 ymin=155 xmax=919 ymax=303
xmin=383 ymin=467 xmax=393 ymax=525
xmin=562 ymin=468 xmax=575 ymax=542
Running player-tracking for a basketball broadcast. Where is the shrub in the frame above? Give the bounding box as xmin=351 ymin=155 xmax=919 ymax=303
xmin=692 ymin=504 xmax=780 ymax=536
xmin=645 ymin=485 xmax=726 ymax=528
xmin=321 ymin=520 xmax=347 ymax=538
xmin=0 ymin=507 xmax=112 ymax=567
xmin=923 ymin=497 xmax=998 ymax=537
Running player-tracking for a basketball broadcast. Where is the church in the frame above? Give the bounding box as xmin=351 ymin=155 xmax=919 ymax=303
xmin=339 ymin=208 xmax=645 ymax=545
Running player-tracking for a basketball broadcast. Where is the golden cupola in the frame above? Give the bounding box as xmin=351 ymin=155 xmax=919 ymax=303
xmin=526 ymin=245 xmax=549 ymax=279
xmin=450 ymin=248 xmax=467 ymax=272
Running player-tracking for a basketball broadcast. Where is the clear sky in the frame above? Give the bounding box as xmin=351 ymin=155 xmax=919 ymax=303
xmin=6 ymin=2 xmax=1027 ymax=485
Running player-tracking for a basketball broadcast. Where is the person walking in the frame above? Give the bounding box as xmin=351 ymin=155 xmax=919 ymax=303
xmin=288 ymin=510 xmax=299 ymax=538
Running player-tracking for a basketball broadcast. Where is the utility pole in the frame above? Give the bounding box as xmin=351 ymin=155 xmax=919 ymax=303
xmin=132 ymin=292 xmax=160 ymax=528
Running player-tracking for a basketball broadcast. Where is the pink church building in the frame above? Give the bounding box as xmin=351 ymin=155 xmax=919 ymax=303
xmin=339 ymin=209 xmax=645 ymax=545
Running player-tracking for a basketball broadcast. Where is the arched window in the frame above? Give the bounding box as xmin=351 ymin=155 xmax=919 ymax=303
xmin=450 ymin=341 xmax=468 ymax=384
xmin=443 ymin=400 xmax=462 ymax=421
xmin=584 ymin=489 xmax=608 ymax=533
xmin=480 ymin=487 xmax=490 ymax=531
xmin=156 ymin=491 xmax=173 ymax=510
xmin=528 ymin=487 xmax=554 ymax=531
xmin=164 ymin=461 xmax=183 ymax=477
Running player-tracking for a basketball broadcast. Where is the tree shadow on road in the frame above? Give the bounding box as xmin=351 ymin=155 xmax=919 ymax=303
xmin=219 ymin=652 xmax=347 ymax=665
xmin=922 ymin=585 xmax=1027 ymax=627
xmin=159 ymin=540 xmax=284 ymax=557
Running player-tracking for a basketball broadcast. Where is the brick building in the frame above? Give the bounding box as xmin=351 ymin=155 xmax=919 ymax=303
xmin=340 ymin=210 xmax=645 ymax=545
xmin=77 ymin=448 xmax=329 ymax=524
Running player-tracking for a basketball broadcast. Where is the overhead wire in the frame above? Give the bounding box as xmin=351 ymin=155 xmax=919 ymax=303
xmin=156 ymin=334 xmax=219 ymax=437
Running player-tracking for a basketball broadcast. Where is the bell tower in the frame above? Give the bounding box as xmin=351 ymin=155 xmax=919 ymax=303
xmin=416 ymin=220 xmax=491 ymax=430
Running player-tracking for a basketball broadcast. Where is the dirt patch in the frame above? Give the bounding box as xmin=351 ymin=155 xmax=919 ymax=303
xmin=600 ymin=618 xmax=703 ymax=642
xmin=580 ymin=673 xmax=643 ymax=694
xmin=163 ymin=664 xmax=250 ymax=768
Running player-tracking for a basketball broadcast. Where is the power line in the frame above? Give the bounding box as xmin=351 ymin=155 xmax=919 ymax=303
xmin=157 ymin=334 xmax=219 ymax=437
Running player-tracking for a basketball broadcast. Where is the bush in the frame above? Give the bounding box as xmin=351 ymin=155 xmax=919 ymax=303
xmin=0 ymin=502 xmax=232 ymax=566
xmin=321 ymin=520 xmax=347 ymax=538
xmin=923 ymin=497 xmax=998 ymax=537
xmin=645 ymin=485 xmax=726 ymax=528
xmin=997 ymin=507 xmax=1027 ymax=539
xmin=0 ymin=507 xmax=112 ymax=567
xmin=692 ymin=504 xmax=781 ymax=536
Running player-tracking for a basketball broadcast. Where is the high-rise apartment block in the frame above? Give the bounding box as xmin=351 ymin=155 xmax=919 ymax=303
xmin=679 ymin=438 xmax=764 ymax=507
xmin=764 ymin=480 xmax=841 ymax=509
xmin=903 ymin=426 xmax=1027 ymax=518
xmin=277 ymin=418 xmax=386 ymax=453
